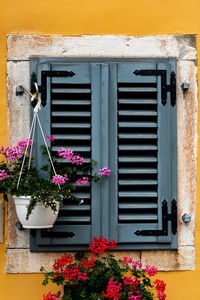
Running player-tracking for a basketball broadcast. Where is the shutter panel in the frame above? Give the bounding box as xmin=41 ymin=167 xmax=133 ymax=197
xmin=30 ymin=61 xmax=101 ymax=251
xmin=30 ymin=58 xmax=177 ymax=251
xmin=110 ymin=61 xmax=177 ymax=249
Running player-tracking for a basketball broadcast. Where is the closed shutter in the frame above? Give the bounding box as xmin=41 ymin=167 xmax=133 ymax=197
xmin=109 ymin=61 xmax=177 ymax=249
xmin=30 ymin=58 xmax=177 ymax=251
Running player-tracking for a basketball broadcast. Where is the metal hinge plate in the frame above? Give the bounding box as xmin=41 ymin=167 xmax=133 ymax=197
xmin=133 ymin=69 xmax=176 ymax=106
xmin=135 ymin=199 xmax=177 ymax=236
xmin=31 ymin=70 xmax=75 ymax=107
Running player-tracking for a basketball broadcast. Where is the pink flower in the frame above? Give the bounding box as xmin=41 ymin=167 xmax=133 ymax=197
xmin=58 ymin=148 xmax=74 ymax=161
xmin=5 ymin=139 xmax=32 ymax=160
xmin=76 ymin=177 xmax=88 ymax=185
xmin=17 ymin=138 xmax=32 ymax=149
xmin=6 ymin=146 xmax=22 ymax=160
xmin=57 ymin=148 xmax=84 ymax=165
xmin=46 ymin=135 xmax=55 ymax=141
xmin=132 ymin=261 xmax=142 ymax=269
xmin=71 ymin=155 xmax=84 ymax=165
xmin=99 ymin=167 xmax=111 ymax=176
xmin=64 ymin=174 xmax=69 ymax=181
xmin=52 ymin=174 xmax=66 ymax=185
xmin=0 ymin=170 xmax=7 ymax=180
xmin=128 ymin=290 xmax=142 ymax=300
xmin=144 ymin=265 xmax=157 ymax=277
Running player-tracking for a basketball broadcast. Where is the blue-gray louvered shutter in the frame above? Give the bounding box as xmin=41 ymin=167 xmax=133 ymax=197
xmin=30 ymin=60 xmax=103 ymax=251
xmin=109 ymin=60 xmax=177 ymax=249
xmin=30 ymin=58 xmax=177 ymax=251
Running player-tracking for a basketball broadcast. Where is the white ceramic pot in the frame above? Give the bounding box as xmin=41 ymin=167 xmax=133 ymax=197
xmin=13 ymin=196 xmax=60 ymax=229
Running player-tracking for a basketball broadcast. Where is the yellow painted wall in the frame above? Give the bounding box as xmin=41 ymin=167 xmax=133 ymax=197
xmin=1 ymin=0 xmax=200 ymax=299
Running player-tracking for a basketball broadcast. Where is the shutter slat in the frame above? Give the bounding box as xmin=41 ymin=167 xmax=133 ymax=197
xmin=52 ymin=111 xmax=91 ymax=117
xmin=54 ymin=134 xmax=91 ymax=140
xmin=119 ymin=180 xmax=158 ymax=185
xmin=119 ymin=145 xmax=158 ymax=150
xmin=52 ymin=123 xmax=91 ymax=128
xmin=57 ymin=216 xmax=91 ymax=223
xmin=119 ymin=134 xmax=157 ymax=139
xmin=52 ymin=100 xmax=91 ymax=105
xmin=118 ymin=87 xmax=157 ymax=92
xmin=119 ymin=192 xmax=157 ymax=197
xmin=119 ymin=168 xmax=157 ymax=174
xmin=119 ymin=213 xmax=158 ymax=221
xmin=119 ymin=157 xmax=157 ymax=162
xmin=119 ymin=168 xmax=158 ymax=174
xmin=119 ymin=122 xmax=157 ymax=128
xmin=52 ymin=146 xmax=91 ymax=152
xmin=119 ymin=203 xmax=157 ymax=209
xmin=52 ymin=88 xmax=91 ymax=93
xmin=119 ymin=99 xmax=157 ymax=104
xmin=72 ymin=193 xmax=91 ymax=199
xmin=56 ymin=158 xmax=91 ymax=163
xmin=60 ymin=205 xmax=91 ymax=211
xmin=119 ymin=110 xmax=157 ymax=116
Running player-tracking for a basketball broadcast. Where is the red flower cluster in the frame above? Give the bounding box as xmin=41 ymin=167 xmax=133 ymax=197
xmin=154 ymin=279 xmax=166 ymax=300
xmin=102 ymin=277 xmax=122 ymax=299
xmin=53 ymin=254 xmax=88 ymax=281
xmin=43 ymin=292 xmax=59 ymax=300
xmin=81 ymin=256 xmax=96 ymax=269
xmin=53 ymin=254 xmax=74 ymax=271
xmin=123 ymin=277 xmax=140 ymax=296
xmin=89 ymin=237 xmax=117 ymax=256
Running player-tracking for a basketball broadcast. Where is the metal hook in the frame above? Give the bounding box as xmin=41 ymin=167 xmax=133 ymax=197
xmin=16 ymin=82 xmax=39 ymax=99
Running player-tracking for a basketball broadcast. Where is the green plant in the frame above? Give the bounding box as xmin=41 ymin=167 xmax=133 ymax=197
xmin=41 ymin=237 xmax=167 ymax=300
xmin=0 ymin=137 xmax=110 ymax=219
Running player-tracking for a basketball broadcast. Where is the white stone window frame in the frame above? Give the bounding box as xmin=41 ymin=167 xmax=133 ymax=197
xmin=6 ymin=34 xmax=197 ymax=273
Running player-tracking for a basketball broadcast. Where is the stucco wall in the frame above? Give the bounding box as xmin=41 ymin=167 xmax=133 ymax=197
xmin=1 ymin=1 xmax=200 ymax=299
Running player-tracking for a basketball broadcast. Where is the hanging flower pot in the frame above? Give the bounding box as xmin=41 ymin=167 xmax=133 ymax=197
xmin=13 ymin=196 xmax=60 ymax=229
xmin=0 ymin=83 xmax=111 ymax=229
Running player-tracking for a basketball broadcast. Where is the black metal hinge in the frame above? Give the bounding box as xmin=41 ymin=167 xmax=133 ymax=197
xmin=31 ymin=70 xmax=75 ymax=107
xmin=133 ymin=70 xmax=176 ymax=106
xmin=135 ymin=199 xmax=177 ymax=236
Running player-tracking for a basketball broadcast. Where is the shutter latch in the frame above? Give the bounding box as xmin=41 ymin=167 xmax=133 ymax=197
xmin=135 ymin=199 xmax=177 ymax=236
xmin=133 ymin=70 xmax=176 ymax=106
xmin=31 ymin=70 xmax=75 ymax=107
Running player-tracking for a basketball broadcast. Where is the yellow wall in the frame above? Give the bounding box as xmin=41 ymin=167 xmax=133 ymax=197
xmin=1 ymin=0 xmax=200 ymax=299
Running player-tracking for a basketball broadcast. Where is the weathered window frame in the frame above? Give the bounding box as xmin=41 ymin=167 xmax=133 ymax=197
xmin=6 ymin=34 xmax=197 ymax=273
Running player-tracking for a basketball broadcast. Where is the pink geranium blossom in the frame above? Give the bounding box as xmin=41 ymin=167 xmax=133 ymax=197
xmin=5 ymin=139 xmax=32 ymax=160
xmin=17 ymin=138 xmax=32 ymax=149
xmin=58 ymin=148 xmax=74 ymax=161
xmin=144 ymin=265 xmax=157 ymax=277
xmin=76 ymin=177 xmax=88 ymax=185
xmin=71 ymin=155 xmax=84 ymax=165
xmin=99 ymin=167 xmax=111 ymax=176
xmin=58 ymin=147 xmax=84 ymax=165
xmin=46 ymin=135 xmax=55 ymax=141
xmin=0 ymin=170 xmax=7 ymax=180
xmin=52 ymin=174 xmax=66 ymax=185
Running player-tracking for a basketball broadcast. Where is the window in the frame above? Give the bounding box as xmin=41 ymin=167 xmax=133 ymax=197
xmin=30 ymin=57 xmax=177 ymax=251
